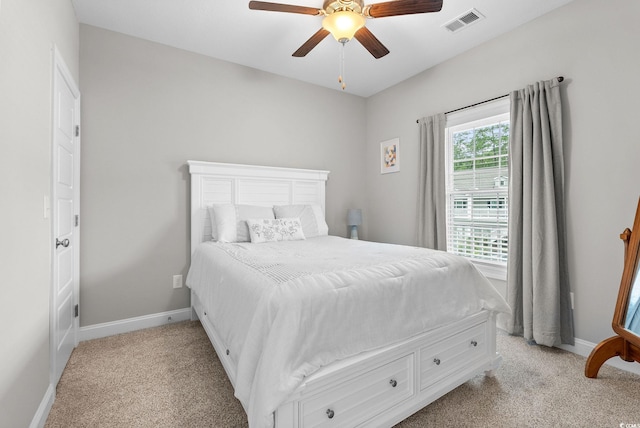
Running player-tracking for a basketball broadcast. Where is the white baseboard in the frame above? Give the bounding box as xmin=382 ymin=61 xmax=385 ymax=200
xmin=29 ymin=383 xmax=55 ymax=428
xmin=559 ymin=337 xmax=640 ymax=376
xmin=79 ymin=307 xmax=192 ymax=342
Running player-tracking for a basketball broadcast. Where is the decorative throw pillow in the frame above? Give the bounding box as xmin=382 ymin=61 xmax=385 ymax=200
xmin=212 ymin=204 xmax=275 ymax=243
xmin=273 ymin=204 xmax=328 ymax=238
xmin=246 ymin=218 xmax=306 ymax=244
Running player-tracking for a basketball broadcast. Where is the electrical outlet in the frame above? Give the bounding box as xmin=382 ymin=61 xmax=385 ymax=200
xmin=172 ymin=274 xmax=183 ymax=289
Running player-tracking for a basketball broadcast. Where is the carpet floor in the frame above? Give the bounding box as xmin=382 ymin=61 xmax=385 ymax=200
xmin=45 ymin=321 xmax=640 ymax=428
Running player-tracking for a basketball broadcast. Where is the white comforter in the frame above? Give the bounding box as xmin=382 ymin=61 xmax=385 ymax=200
xmin=186 ymin=236 xmax=510 ymax=428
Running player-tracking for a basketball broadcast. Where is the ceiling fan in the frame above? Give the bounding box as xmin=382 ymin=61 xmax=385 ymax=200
xmin=248 ymin=0 xmax=443 ymax=59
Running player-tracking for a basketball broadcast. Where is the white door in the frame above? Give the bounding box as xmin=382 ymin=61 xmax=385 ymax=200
xmin=51 ymin=48 xmax=80 ymax=385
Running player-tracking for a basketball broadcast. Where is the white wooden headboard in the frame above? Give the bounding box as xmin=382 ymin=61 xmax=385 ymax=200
xmin=188 ymin=161 xmax=330 ymax=255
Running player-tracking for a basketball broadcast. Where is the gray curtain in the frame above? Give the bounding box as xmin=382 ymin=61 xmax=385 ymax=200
xmin=417 ymin=114 xmax=446 ymax=250
xmin=506 ymin=77 xmax=574 ymax=346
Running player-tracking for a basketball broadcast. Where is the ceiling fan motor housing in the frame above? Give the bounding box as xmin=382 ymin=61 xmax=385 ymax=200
xmin=323 ymin=0 xmax=365 ymax=15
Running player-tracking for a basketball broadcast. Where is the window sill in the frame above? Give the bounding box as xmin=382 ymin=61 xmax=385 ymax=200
xmin=471 ymin=260 xmax=507 ymax=281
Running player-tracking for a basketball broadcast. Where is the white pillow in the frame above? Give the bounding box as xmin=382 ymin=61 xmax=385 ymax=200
xmin=246 ymin=218 xmax=306 ymax=244
xmin=212 ymin=204 xmax=275 ymax=243
xmin=273 ymin=204 xmax=328 ymax=238
xmin=206 ymin=206 xmax=218 ymax=241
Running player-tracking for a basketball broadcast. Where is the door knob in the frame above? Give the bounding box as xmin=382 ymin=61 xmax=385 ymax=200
xmin=56 ymin=238 xmax=70 ymax=248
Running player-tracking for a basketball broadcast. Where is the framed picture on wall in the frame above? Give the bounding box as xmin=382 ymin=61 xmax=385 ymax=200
xmin=380 ymin=138 xmax=400 ymax=174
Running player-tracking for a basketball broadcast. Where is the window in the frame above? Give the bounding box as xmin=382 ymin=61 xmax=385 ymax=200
xmin=445 ymin=99 xmax=510 ymax=280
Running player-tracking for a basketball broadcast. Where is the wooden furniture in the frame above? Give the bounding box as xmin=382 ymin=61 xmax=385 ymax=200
xmin=187 ymin=160 xmax=504 ymax=427
xmin=585 ymin=197 xmax=640 ymax=378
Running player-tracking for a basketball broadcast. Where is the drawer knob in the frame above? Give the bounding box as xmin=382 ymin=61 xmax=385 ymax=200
xmin=389 ymin=379 xmax=397 ymax=387
xmin=326 ymin=409 xmax=335 ymax=419
xmin=433 ymin=358 xmax=441 ymax=366
xmin=471 ymin=340 xmax=478 ymax=347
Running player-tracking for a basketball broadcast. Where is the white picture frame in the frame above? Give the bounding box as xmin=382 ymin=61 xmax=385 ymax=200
xmin=380 ymin=138 xmax=400 ymax=174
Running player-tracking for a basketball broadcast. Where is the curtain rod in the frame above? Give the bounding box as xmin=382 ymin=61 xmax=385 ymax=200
xmin=416 ymin=76 xmax=564 ymax=123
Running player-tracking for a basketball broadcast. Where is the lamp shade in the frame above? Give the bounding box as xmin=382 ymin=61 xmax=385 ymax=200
xmin=347 ymin=208 xmax=362 ymax=226
xmin=322 ymin=10 xmax=366 ymax=42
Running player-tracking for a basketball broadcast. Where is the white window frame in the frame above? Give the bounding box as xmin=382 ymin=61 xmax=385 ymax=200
xmin=445 ymin=98 xmax=510 ymax=281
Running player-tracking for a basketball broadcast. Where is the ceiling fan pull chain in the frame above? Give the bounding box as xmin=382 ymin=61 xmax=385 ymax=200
xmin=339 ymin=40 xmax=346 ymax=90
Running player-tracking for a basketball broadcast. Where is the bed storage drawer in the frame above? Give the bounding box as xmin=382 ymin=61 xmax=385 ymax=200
xmin=419 ymin=322 xmax=486 ymax=391
xmin=300 ymin=353 xmax=415 ymax=428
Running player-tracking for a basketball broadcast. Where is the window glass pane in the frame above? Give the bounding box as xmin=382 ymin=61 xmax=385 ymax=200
xmin=474 ymin=126 xmax=499 ymax=158
xmin=453 ymin=130 xmax=474 ymax=161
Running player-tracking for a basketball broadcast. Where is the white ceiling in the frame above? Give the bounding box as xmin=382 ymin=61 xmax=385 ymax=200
xmin=71 ymin=0 xmax=573 ymax=97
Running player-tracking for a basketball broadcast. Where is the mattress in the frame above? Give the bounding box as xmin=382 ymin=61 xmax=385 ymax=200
xmin=186 ymin=235 xmax=510 ymax=428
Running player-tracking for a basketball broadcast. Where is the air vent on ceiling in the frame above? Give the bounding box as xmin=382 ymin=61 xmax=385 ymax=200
xmin=443 ymin=8 xmax=484 ymax=33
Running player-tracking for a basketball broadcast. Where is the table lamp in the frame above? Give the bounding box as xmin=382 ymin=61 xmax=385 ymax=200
xmin=347 ymin=208 xmax=362 ymax=240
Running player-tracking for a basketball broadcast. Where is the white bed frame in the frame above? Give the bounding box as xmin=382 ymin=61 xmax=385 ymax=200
xmin=187 ymin=160 xmax=502 ymax=428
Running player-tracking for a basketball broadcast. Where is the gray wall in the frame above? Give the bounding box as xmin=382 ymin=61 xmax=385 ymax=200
xmin=363 ymin=0 xmax=640 ymax=344
xmin=79 ymin=25 xmax=367 ymax=326
xmin=0 ymin=0 xmax=78 ymax=426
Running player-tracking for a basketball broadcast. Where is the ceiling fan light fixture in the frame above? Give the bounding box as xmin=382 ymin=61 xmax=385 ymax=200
xmin=322 ymin=10 xmax=366 ymax=42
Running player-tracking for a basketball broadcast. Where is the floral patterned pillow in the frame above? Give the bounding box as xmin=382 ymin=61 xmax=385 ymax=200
xmin=246 ymin=218 xmax=306 ymax=244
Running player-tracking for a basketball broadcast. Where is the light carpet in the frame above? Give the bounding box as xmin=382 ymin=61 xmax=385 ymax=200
xmin=45 ymin=321 xmax=640 ymax=428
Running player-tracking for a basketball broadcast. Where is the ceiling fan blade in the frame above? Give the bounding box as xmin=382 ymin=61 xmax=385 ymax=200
xmin=366 ymin=0 xmax=443 ymax=18
xmin=292 ymin=28 xmax=330 ymax=57
xmin=248 ymin=1 xmax=322 ymax=15
xmin=354 ymin=27 xmax=390 ymax=59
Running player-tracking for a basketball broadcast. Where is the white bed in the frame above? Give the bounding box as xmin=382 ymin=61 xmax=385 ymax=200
xmin=186 ymin=160 xmax=510 ymax=428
